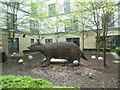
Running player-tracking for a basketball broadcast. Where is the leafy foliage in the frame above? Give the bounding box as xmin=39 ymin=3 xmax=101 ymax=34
xmin=115 ymin=47 xmax=120 ymax=55
xmin=0 ymin=75 xmax=77 ymax=89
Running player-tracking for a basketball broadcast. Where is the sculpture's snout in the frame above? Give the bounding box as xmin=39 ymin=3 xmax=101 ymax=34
xmin=27 ymin=47 xmax=30 ymax=49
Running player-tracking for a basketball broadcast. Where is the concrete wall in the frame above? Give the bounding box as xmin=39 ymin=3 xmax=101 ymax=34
xmin=14 ymin=34 xmax=38 ymax=54
xmin=107 ymin=29 xmax=120 ymax=36
xmin=1 ymin=32 xmax=38 ymax=54
xmin=0 ymin=31 xmax=2 ymax=52
xmin=1 ymin=29 xmax=119 ymax=54
xmin=84 ymin=32 xmax=96 ymax=49
xmin=41 ymin=31 xmax=97 ymax=50
xmin=2 ymin=32 xmax=8 ymax=53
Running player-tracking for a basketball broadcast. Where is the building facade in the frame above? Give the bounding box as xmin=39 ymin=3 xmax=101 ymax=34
xmin=0 ymin=1 xmax=120 ymax=54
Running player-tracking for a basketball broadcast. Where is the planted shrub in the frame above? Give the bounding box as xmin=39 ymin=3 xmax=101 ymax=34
xmin=0 ymin=75 xmax=77 ymax=89
xmin=115 ymin=47 xmax=120 ymax=55
xmin=0 ymin=75 xmax=53 ymax=88
xmin=84 ymin=48 xmax=111 ymax=52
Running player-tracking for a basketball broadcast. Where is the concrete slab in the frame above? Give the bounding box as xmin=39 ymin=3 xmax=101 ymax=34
xmin=112 ymin=61 xmax=120 ymax=64
xmin=50 ymin=58 xmax=68 ymax=63
xmin=111 ymin=52 xmax=120 ymax=59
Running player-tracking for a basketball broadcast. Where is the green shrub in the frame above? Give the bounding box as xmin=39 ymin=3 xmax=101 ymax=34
xmin=84 ymin=48 xmax=111 ymax=52
xmin=115 ymin=47 xmax=120 ymax=55
xmin=0 ymin=75 xmax=77 ymax=89
xmin=22 ymin=50 xmax=38 ymax=54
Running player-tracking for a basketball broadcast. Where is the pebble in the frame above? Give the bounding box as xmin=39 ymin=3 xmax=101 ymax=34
xmin=73 ymin=60 xmax=79 ymax=65
xmin=18 ymin=59 xmax=24 ymax=63
xmin=91 ymin=55 xmax=96 ymax=59
xmin=88 ymin=72 xmax=93 ymax=78
xmin=98 ymin=57 xmax=103 ymax=60
xmin=28 ymin=55 xmax=33 ymax=60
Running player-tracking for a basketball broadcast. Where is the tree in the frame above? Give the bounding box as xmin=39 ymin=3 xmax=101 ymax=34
xmin=74 ymin=1 xmax=120 ymax=67
xmin=100 ymin=2 xmax=119 ymax=67
xmin=0 ymin=2 xmax=20 ymax=53
xmin=29 ymin=0 xmax=49 ymax=40
xmin=0 ymin=1 xmax=32 ymax=53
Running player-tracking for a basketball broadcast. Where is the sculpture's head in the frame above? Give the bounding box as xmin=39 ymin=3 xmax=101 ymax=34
xmin=27 ymin=40 xmax=45 ymax=51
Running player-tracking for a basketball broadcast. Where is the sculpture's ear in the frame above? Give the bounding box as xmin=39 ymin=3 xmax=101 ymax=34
xmin=37 ymin=39 xmax=40 ymax=44
xmin=37 ymin=39 xmax=40 ymax=42
xmin=37 ymin=37 xmax=44 ymax=42
xmin=36 ymin=38 xmax=39 ymax=41
xmin=36 ymin=37 xmax=44 ymax=45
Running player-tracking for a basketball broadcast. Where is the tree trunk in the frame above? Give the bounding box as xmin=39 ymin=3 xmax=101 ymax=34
xmin=103 ymin=14 xmax=108 ymax=67
xmin=82 ymin=31 xmax=84 ymax=51
xmin=12 ymin=31 xmax=15 ymax=54
xmin=96 ymin=36 xmax=100 ymax=60
xmin=103 ymin=37 xmax=107 ymax=67
xmin=96 ymin=26 xmax=100 ymax=60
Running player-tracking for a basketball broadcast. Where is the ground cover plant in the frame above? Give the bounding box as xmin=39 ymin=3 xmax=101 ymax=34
xmin=0 ymin=75 xmax=77 ymax=89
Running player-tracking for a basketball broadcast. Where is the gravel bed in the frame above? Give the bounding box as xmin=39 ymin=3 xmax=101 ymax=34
xmin=2 ymin=52 xmax=119 ymax=88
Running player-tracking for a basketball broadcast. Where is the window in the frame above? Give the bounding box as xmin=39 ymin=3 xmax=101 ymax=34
xmin=31 ymin=2 xmax=38 ymax=15
xmin=107 ymin=35 xmax=120 ymax=48
xmin=45 ymin=39 xmax=53 ymax=44
xmin=64 ymin=0 xmax=71 ymax=14
xmin=6 ymin=12 xmax=17 ymax=30
xmin=8 ymin=2 xmax=20 ymax=9
xmin=31 ymin=39 xmax=34 ymax=44
xmin=49 ymin=3 xmax=56 ymax=16
xmin=65 ymin=19 xmax=78 ymax=31
xmin=102 ymin=13 xmax=114 ymax=28
xmin=108 ymin=13 xmax=114 ymax=27
xmin=30 ymin=20 xmax=39 ymax=30
xmin=65 ymin=20 xmax=72 ymax=31
xmin=66 ymin=38 xmax=80 ymax=46
xmin=8 ymin=38 xmax=19 ymax=54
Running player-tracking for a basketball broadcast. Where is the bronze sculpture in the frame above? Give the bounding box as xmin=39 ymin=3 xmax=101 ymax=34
xmin=28 ymin=40 xmax=87 ymax=67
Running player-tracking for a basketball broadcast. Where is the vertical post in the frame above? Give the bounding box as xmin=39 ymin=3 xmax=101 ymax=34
xmin=82 ymin=31 xmax=84 ymax=51
xmin=56 ymin=26 xmax=59 ymax=42
xmin=96 ymin=27 xmax=100 ymax=60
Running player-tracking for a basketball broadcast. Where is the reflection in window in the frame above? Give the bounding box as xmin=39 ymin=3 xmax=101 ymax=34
xmin=102 ymin=13 xmax=114 ymax=28
xmin=65 ymin=19 xmax=78 ymax=32
xmin=30 ymin=20 xmax=39 ymax=31
xmin=64 ymin=0 xmax=71 ymax=14
xmin=31 ymin=39 xmax=34 ymax=44
xmin=45 ymin=39 xmax=53 ymax=44
xmin=6 ymin=12 xmax=17 ymax=30
xmin=49 ymin=3 xmax=56 ymax=16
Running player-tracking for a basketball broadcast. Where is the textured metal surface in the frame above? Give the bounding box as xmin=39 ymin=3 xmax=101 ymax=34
xmin=28 ymin=41 xmax=87 ymax=66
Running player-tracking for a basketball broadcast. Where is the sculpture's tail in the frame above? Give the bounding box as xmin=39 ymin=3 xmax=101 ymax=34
xmin=81 ymin=52 xmax=88 ymax=61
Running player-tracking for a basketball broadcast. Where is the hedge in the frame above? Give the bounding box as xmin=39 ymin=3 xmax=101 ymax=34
xmin=0 ymin=75 xmax=78 ymax=90
xmin=115 ymin=47 xmax=120 ymax=55
xmin=84 ymin=48 xmax=111 ymax=52
xmin=22 ymin=50 xmax=38 ymax=54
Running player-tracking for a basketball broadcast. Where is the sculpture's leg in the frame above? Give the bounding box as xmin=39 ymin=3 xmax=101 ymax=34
xmin=41 ymin=57 xmax=50 ymax=67
xmin=41 ymin=58 xmax=46 ymax=63
xmin=78 ymin=59 xmax=81 ymax=65
xmin=68 ymin=59 xmax=74 ymax=66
